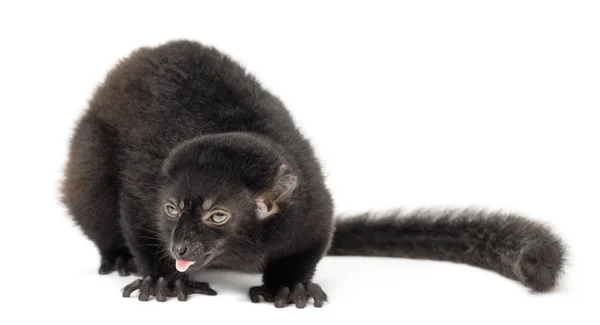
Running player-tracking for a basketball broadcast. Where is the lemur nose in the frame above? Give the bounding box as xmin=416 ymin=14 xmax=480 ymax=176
xmin=174 ymin=244 xmax=188 ymax=258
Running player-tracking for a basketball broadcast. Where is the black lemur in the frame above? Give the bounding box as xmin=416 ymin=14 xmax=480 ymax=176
xmin=61 ymin=39 xmax=566 ymax=308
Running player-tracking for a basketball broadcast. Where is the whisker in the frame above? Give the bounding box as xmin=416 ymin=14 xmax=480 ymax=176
xmin=139 ymin=235 xmax=169 ymax=242
xmin=157 ymin=253 xmax=172 ymax=265
xmin=135 ymin=243 xmax=166 ymax=248
xmin=126 ymin=224 xmax=166 ymax=238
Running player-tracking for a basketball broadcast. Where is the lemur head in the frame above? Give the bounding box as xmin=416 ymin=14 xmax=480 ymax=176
xmin=157 ymin=132 xmax=298 ymax=273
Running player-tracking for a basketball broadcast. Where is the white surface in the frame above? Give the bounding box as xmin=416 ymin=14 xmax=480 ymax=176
xmin=0 ymin=1 xmax=598 ymax=324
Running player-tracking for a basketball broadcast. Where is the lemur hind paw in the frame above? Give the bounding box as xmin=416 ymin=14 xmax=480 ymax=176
xmin=99 ymin=251 xmax=137 ymax=276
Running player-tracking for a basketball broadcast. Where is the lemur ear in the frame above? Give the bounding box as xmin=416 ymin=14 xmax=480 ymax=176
xmin=256 ymin=164 xmax=298 ymax=219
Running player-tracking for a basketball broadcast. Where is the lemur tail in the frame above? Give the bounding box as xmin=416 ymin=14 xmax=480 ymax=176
xmin=327 ymin=208 xmax=567 ymax=292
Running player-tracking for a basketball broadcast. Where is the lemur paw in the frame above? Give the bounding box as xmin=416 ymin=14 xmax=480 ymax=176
xmin=99 ymin=251 xmax=137 ymax=276
xmin=249 ymin=282 xmax=327 ymax=308
xmin=122 ymin=276 xmax=217 ymax=302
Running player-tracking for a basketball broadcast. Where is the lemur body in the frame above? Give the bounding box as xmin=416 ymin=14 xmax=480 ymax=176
xmin=61 ymin=40 xmax=566 ymax=308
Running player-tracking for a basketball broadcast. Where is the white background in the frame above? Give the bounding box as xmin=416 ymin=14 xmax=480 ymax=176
xmin=1 ymin=1 xmax=598 ymax=324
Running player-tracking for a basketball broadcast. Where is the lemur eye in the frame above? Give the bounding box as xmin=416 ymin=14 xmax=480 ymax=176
xmin=164 ymin=203 xmax=179 ymax=217
xmin=208 ymin=211 xmax=230 ymax=224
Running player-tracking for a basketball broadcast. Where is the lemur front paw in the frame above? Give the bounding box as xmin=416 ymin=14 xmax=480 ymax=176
xmin=249 ymin=282 xmax=327 ymax=308
xmin=99 ymin=251 xmax=137 ymax=276
xmin=122 ymin=276 xmax=217 ymax=302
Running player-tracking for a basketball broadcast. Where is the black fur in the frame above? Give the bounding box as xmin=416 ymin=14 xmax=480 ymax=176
xmin=61 ymin=39 xmax=566 ymax=307
xmin=329 ymin=208 xmax=566 ymax=292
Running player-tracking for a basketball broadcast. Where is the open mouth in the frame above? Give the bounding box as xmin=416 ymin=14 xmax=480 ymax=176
xmin=175 ymin=253 xmax=215 ymax=272
xmin=175 ymin=259 xmax=196 ymax=272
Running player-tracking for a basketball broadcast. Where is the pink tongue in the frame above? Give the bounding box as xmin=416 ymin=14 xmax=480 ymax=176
xmin=175 ymin=259 xmax=196 ymax=272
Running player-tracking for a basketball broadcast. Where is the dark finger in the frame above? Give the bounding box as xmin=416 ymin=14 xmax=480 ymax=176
xmin=189 ymin=282 xmax=217 ymax=296
xmin=138 ymin=276 xmax=153 ymax=301
xmin=115 ymin=256 xmax=130 ymax=276
xmin=249 ymin=286 xmax=274 ymax=303
xmin=99 ymin=257 xmax=114 ymax=275
xmin=174 ymin=279 xmax=187 ymax=301
xmin=127 ymin=258 xmax=138 ymax=275
xmin=122 ymin=279 xmax=142 ymax=297
xmin=249 ymin=286 xmax=263 ymax=303
xmin=291 ymin=283 xmax=307 ymax=309
xmin=306 ymin=282 xmax=327 ymax=307
xmin=156 ymin=277 xmax=168 ymax=302
xmin=274 ymin=286 xmax=290 ymax=308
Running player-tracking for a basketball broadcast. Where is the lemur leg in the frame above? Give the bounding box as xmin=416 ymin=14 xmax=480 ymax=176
xmin=249 ymin=244 xmax=328 ymax=308
xmin=61 ymin=113 xmax=135 ymax=276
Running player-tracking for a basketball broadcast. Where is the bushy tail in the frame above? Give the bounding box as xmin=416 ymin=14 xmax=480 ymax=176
xmin=328 ymin=208 xmax=567 ymax=292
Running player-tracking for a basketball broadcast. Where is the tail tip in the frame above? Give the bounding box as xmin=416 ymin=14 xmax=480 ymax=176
xmin=515 ymin=236 xmax=567 ymax=292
